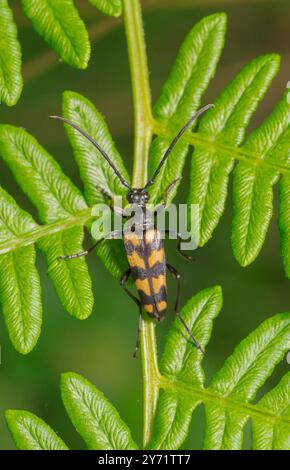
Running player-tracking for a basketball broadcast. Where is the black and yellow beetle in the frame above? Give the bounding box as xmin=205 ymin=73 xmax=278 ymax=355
xmin=50 ymin=104 xmax=212 ymax=356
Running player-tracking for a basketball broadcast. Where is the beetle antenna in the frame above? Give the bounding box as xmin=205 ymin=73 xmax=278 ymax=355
xmin=49 ymin=115 xmax=132 ymax=190
xmin=177 ymin=313 xmax=206 ymax=355
xmin=144 ymin=103 xmax=214 ymax=189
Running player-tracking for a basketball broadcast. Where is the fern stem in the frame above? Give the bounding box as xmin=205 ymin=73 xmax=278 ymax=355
xmin=0 ymin=209 xmax=92 ymax=255
xmin=123 ymin=0 xmax=158 ymax=448
xmin=160 ymin=377 xmax=290 ymax=426
xmin=123 ymin=0 xmax=153 ymax=188
xmin=140 ymin=320 xmax=161 ymax=447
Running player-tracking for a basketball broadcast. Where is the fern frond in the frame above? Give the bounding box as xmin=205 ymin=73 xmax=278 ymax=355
xmin=0 ymin=125 xmax=93 ymax=323
xmin=5 ymin=410 xmax=68 ymax=450
xmin=2 ymin=1 xmax=288 ymax=453
xmin=0 ymin=0 xmax=22 ymax=106
xmin=150 ymin=286 xmax=222 ymax=450
xmin=0 ymin=187 xmax=41 ymax=353
xmin=187 ymin=54 xmax=280 ymax=246
xmin=252 ymin=373 xmax=290 ymax=450
xmin=62 ymin=90 xmax=130 ymax=279
xmin=5 ymin=288 xmax=290 ymax=450
xmin=62 ymin=91 xmax=129 ymax=205
xmin=0 ymin=87 xmax=133 ymax=348
xmin=160 ymin=286 xmax=222 ymax=387
xmin=149 ymin=13 xmax=289 ymax=276
xmin=232 ymin=93 xmax=290 ymax=266
xmin=204 ymin=312 xmax=290 ymax=450
xmin=150 ymin=294 xmax=289 ymax=450
xmin=61 ymin=372 xmax=138 ymax=450
xmin=0 ymin=87 xmax=134 ymax=349
xmin=149 ymin=13 xmax=226 ymax=204
xmin=88 ymin=0 xmax=122 ymax=18
xmin=279 ymin=176 xmax=290 ymax=278
xmin=38 ymin=228 xmax=93 ymax=320
xmin=0 ymin=10 xmax=288 ymax=360
xmin=21 ymin=0 xmax=91 ymax=69
xmin=0 ymin=0 xmax=98 ymax=105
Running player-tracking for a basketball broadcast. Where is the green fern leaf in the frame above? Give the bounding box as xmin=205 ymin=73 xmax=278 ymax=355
xmin=252 ymin=373 xmax=290 ymax=450
xmin=160 ymin=286 xmax=223 ymax=386
xmin=204 ymin=313 xmax=290 ymax=450
xmin=0 ymin=125 xmax=93 ymax=319
xmin=61 ymin=372 xmax=138 ymax=450
xmin=149 ymin=13 xmax=226 ymax=204
xmin=0 ymin=125 xmax=87 ymax=221
xmin=95 ymin=237 xmax=129 ymax=280
xmin=62 ymin=90 xmax=130 ymax=279
xmin=38 ymin=228 xmax=93 ymax=320
xmin=21 ymin=0 xmax=90 ymax=69
xmin=188 ymin=54 xmax=280 ymax=246
xmin=0 ymin=0 xmax=22 ymax=106
xmin=232 ymin=93 xmax=290 ymax=266
xmin=149 ymin=390 xmax=197 ymax=451
xmin=148 ymin=306 xmax=289 ymax=451
xmin=5 ymin=410 xmax=68 ymax=450
xmin=88 ymin=0 xmax=122 ymax=17
xmin=279 ymin=175 xmax=290 ymax=278
xmin=1 ymin=10 xmax=290 ymax=450
xmin=0 ymin=187 xmax=41 ymax=354
xmin=149 ymin=286 xmax=223 ymax=450
xmin=148 ymin=12 xmax=289 ymax=275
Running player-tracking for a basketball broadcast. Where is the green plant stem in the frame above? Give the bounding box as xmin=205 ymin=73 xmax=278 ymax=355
xmin=140 ymin=321 xmax=161 ymax=447
xmin=123 ymin=0 xmax=153 ymax=188
xmin=123 ymin=0 xmax=159 ymax=448
xmin=161 ymin=378 xmax=290 ymax=426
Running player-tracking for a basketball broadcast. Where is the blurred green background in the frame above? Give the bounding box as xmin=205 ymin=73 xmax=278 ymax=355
xmin=0 ymin=0 xmax=289 ymax=450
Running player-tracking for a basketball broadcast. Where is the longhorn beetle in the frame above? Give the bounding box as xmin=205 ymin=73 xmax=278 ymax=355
xmin=50 ymin=104 xmax=213 ymax=356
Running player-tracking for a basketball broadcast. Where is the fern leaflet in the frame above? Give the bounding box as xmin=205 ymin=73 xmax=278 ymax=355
xmin=0 ymin=0 xmax=22 ymax=106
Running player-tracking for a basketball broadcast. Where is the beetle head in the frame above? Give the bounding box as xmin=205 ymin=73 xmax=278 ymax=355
xmin=126 ymin=188 xmax=150 ymax=205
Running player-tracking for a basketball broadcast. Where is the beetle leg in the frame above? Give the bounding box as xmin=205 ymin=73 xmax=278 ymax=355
xmin=120 ymin=268 xmax=143 ymax=357
xmin=135 ymin=312 xmax=142 ymax=358
xmin=57 ymin=239 xmax=103 ymax=260
xmin=161 ymin=229 xmax=192 ymax=261
xmin=166 ymin=263 xmax=204 ymax=354
xmin=58 ymin=230 xmax=123 ymax=260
